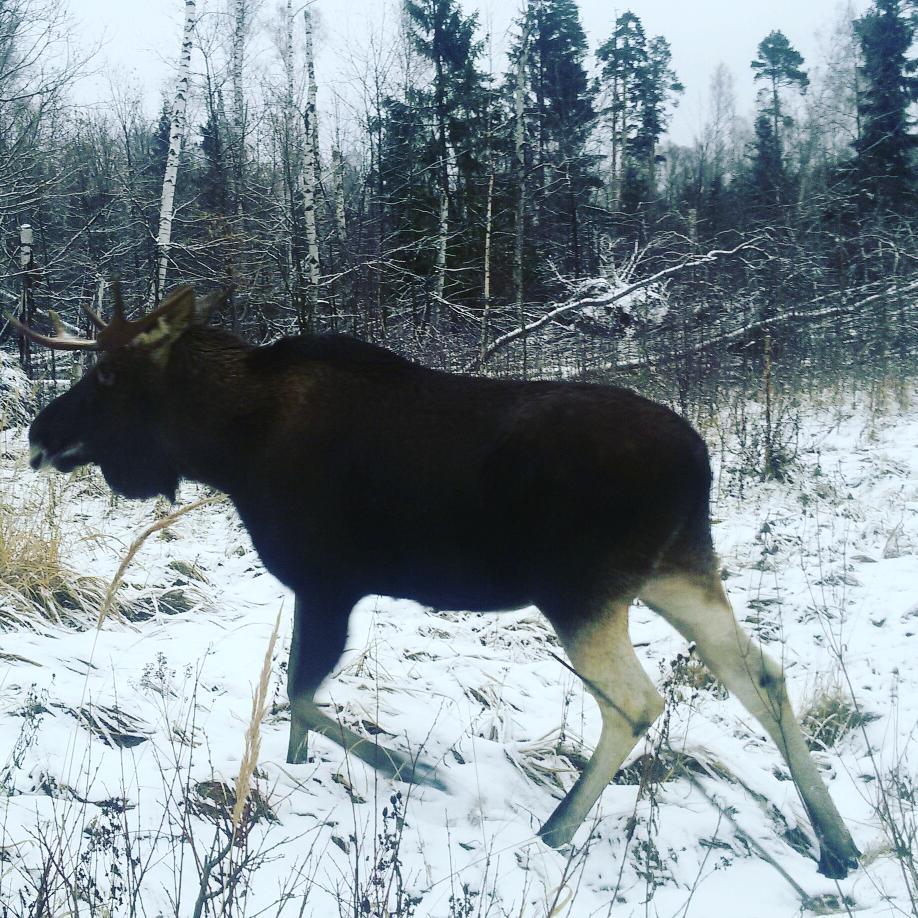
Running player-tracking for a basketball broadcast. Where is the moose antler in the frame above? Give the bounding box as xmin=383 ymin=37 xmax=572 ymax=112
xmin=7 ymin=282 xmax=196 ymax=352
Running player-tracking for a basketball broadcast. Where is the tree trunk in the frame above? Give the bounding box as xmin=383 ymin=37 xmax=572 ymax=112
xmin=432 ymin=21 xmax=449 ymax=319
xmin=513 ymin=23 xmax=530 ymax=376
xmin=332 ymin=147 xmax=347 ymax=249
xmin=283 ymin=0 xmax=304 ymax=326
xmin=480 ymin=165 xmax=494 ymax=361
xmin=231 ymin=0 xmax=245 ymax=218
xmin=155 ymin=0 xmax=196 ymax=300
xmin=301 ymin=7 xmax=320 ymax=331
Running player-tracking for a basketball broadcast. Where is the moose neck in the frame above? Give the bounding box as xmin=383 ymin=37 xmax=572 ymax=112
xmin=164 ymin=327 xmax=267 ymax=496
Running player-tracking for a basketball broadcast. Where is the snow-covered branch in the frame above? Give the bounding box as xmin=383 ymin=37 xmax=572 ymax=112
xmin=469 ymin=240 xmax=763 ymax=371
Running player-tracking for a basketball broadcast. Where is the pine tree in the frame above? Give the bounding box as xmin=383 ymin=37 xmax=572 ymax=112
xmin=749 ymin=31 xmax=808 ymax=206
xmin=596 ymin=11 xmax=647 ymax=209
xmin=852 ymin=0 xmax=917 ymax=209
xmin=596 ymin=12 xmax=682 ymax=232
xmin=751 ymin=31 xmax=809 ymax=153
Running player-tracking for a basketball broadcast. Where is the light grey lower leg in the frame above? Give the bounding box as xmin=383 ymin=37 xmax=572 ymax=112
xmin=640 ymin=573 xmax=859 ymax=877
xmin=540 ymin=603 xmax=664 ymax=847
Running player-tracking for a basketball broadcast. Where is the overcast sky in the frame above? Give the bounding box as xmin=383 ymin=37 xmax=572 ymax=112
xmin=71 ymin=0 xmax=866 ymax=146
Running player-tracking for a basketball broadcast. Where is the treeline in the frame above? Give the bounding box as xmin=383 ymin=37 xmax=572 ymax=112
xmin=0 ymin=0 xmax=915 ymax=375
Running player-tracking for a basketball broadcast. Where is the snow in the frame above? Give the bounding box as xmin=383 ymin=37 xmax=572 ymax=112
xmin=0 ymin=353 xmax=32 ymax=430
xmin=0 ymin=390 xmax=916 ymax=916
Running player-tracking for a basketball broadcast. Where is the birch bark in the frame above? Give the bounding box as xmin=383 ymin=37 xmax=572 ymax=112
xmin=513 ymin=23 xmax=530 ymax=374
xmin=301 ymin=7 xmax=320 ymax=329
xmin=283 ymin=0 xmax=302 ymax=323
xmin=231 ymin=0 xmax=246 ymax=218
xmin=155 ymin=0 xmax=196 ymax=299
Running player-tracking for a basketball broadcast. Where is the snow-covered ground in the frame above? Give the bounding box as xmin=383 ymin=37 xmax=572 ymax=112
xmin=1 ymin=387 xmax=917 ymax=917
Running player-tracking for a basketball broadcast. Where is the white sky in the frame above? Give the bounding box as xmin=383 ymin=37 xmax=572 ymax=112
xmin=69 ymin=0 xmax=867 ymax=146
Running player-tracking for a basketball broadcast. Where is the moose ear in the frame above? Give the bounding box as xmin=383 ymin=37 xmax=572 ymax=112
xmin=195 ymin=286 xmax=234 ymax=323
xmin=133 ymin=286 xmax=198 ymax=359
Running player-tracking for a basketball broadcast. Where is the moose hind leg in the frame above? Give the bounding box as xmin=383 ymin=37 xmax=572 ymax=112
xmin=539 ymin=601 xmax=664 ymax=848
xmin=639 ymin=572 xmax=860 ymax=879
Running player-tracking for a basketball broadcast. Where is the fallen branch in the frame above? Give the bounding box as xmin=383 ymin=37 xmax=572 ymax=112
xmin=610 ymin=277 xmax=918 ymax=372
xmin=468 ymin=240 xmax=763 ymax=371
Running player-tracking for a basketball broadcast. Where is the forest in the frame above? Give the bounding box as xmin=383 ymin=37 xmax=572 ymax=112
xmin=0 ymin=0 xmax=915 ymax=412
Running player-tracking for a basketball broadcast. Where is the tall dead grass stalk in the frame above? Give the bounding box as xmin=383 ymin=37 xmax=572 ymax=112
xmin=232 ymin=609 xmax=282 ymax=829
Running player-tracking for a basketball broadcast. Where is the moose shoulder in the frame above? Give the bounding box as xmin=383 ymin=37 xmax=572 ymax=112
xmin=18 ymin=285 xmax=860 ymax=879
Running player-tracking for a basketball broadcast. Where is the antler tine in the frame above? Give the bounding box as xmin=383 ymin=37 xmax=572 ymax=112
xmin=144 ymin=284 xmax=196 ymax=323
xmin=5 ymin=311 xmax=101 ymax=351
xmin=81 ymin=300 xmax=107 ymax=331
xmin=50 ymin=311 xmax=68 ymax=337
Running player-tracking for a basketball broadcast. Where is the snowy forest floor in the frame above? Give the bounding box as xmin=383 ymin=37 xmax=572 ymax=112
xmin=1 ymin=382 xmax=917 ymax=917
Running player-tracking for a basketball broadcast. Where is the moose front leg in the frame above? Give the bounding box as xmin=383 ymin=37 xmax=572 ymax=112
xmin=287 ymin=596 xmax=443 ymax=789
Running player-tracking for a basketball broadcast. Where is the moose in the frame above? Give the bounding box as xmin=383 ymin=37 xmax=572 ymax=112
xmin=14 ymin=284 xmax=859 ymax=878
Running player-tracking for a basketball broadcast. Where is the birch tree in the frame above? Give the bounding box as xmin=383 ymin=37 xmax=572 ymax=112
xmin=512 ymin=22 xmax=529 ymax=366
xmin=281 ymin=0 xmax=304 ymax=322
xmin=155 ymin=0 xmax=196 ymax=299
xmin=300 ymin=6 xmax=320 ymax=330
xmin=231 ymin=0 xmax=246 ymax=218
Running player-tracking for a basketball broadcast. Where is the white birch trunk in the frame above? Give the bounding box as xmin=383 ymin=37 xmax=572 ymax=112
xmin=332 ymin=146 xmax=347 ymax=248
xmin=301 ymin=7 xmax=320 ymax=326
xmin=283 ymin=0 xmax=299 ymax=313
xmin=231 ymin=0 xmax=246 ymax=217
xmin=155 ymin=0 xmax=196 ymax=299
xmin=512 ymin=25 xmax=529 ymax=327
xmin=433 ymin=190 xmax=448 ymax=304
xmin=480 ymin=165 xmax=494 ymax=361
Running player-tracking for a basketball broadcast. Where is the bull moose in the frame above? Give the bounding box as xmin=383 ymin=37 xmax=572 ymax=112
xmin=14 ymin=284 xmax=859 ymax=878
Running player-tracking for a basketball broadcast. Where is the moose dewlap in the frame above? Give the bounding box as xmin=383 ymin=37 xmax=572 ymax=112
xmin=16 ymin=284 xmax=860 ymax=879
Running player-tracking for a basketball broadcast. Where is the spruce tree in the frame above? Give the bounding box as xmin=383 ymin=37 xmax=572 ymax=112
xmin=404 ymin=0 xmax=484 ymax=316
xmin=852 ymin=0 xmax=917 ymax=209
xmin=512 ymin=0 xmax=596 ymax=279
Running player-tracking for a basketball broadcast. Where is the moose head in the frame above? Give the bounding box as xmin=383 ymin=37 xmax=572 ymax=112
xmin=14 ymin=284 xmax=229 ymax=501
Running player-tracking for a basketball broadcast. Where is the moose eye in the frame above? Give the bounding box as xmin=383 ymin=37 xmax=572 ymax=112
xmin=96 ymin=365 xmax=116 ymax=387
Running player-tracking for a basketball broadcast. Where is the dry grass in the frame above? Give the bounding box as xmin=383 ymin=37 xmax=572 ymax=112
xmin=801 ymin=682 xmax=880 ymax=752
xmin=96 ymin=495 xmax=221 ymax=627
xmin=0 ymin=487 xmax=107 ymax=628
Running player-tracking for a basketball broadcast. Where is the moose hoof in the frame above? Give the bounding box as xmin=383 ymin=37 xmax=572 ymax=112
xmin=818 ymin=845 xmax=860 ymax=880
xmin=381 ymin=751 xmax=447 ymax=792
xmin=538 ymin=815 xmax=575 ymax=849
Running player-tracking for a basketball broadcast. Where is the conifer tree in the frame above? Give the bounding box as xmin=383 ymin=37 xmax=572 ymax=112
xmin=404 ymin=0 xmax=484 ymax=317
xmin=596 ymin=12 xmax=681 ymax=231
xmin=852 ymin=0 xmax=917 ymax=209
xmin=512 ymin=0 xmax=595 ymax=278
xmin=749 ymin=30 xmax=808 ymax=205
xmin=751 ymin=31 xmax=808 ymax=153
